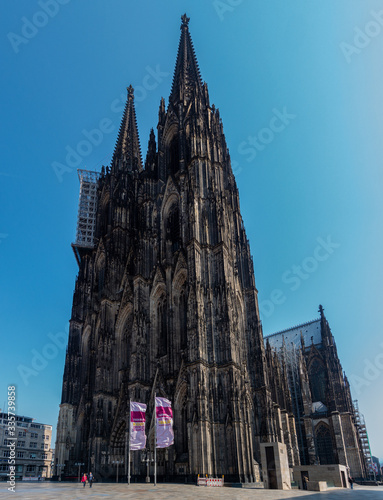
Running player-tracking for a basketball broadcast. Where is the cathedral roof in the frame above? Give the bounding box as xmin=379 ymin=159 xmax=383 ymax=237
xmin=265 ymin=318 xmax=322 ymax=350
xmin=169 ymin=14 xmax=203 ymax=104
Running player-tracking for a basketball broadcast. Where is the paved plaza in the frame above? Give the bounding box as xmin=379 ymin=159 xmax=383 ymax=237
xmin=0 ymin=483 xmax=382 ymax=500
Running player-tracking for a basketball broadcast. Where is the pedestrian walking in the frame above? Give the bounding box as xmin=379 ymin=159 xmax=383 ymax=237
xmin=88 ymin=471 xmax=93 ymax=488
xmin=348 ymin=475 xmax=354 ymax=489
xmin=81 ymin=473 xmax=87 ymax=487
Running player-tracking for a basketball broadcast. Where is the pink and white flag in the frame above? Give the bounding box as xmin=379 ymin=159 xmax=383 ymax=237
xmin=130 ymin=401 xmax=147 ymax=450
xmin=155 ymin=397 xmax=174 ymax=448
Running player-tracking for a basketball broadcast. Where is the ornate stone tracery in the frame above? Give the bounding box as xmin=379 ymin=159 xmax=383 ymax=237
xmin=57 ymin=15 xmax=288 ymax=483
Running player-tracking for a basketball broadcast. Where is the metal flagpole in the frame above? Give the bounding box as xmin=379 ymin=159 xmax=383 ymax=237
xmin=127 ymin=399 xmax=131 ymax=485
xmin=154 ymin=392 xmax=157 ymax=487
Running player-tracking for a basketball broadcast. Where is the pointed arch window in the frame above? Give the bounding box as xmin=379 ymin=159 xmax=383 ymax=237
xmin=179 ymin=401 xmax=188 ymax=454
xmin=316 ymin=423 xmax=335 ymax=465
xmin=98 ymin=199 xmax=109 ymax=238
xmin=180 ymin=290 xmax=187 ymax=349
xmin=96 ymin=256 xmax=106 ymax=298
xmin=309 ymin=358 xmax=327 ymax=403
xmin=117 ymin=310 xmax=133 ymax=374
xmin=201 ymin=210 xmax=208 ymax=245
xmin=166 ymin=206 xmax=180 ymax=253
xmin=81 ymin=328 xmax=91 ymax=390
xmin=139 ymin=205 xmax=146 ymax=232
xmin=111 ymin=422 xmax=126 ymax=461
xmin=158 ymin=297 xmax=167 ymax=357
xmin=168 ymin=135 xmax=180 ymax=175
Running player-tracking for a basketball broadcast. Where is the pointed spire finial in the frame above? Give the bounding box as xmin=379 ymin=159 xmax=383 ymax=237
xmin=127 ymin=85 xmax=134 ymax=98
xmin=181 ymin=13 xmax=190 ymax=28
xmin=145 ymin=128 xmax=157 ymax=171
xmin=170 ymin=14 xmax=202 ymax=104
xmin=113 ymin=85 xmax=142 ymax=171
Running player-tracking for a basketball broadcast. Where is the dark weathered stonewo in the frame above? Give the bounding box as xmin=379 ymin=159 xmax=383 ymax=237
xmin=56 ymin=15 xmax=369 ymax=484
xmin=55 ymin=15 xmax=288 ymax=482
xmin=265 ymin=306 xmax=368 ymax=478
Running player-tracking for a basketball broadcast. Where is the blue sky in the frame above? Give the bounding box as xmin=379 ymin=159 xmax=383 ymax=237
xmin=1 ymin=0 xmax=382 ymax=461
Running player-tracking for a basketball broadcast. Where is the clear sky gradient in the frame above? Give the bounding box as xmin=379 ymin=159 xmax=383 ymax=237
xmin=1 ymin=1 xmax=382 ymax=461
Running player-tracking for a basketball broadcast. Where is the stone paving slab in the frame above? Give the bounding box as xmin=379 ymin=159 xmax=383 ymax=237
xmin=0 ymin=483 xmax=382 ymax=500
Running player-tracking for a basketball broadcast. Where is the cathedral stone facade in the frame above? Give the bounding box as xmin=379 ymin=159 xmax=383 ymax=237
xmin=265 ymin=306 xmax=367 ymax=479
xmin=55 ymin=15 xmax=286 ymax=482
xmin=55 ymin=15 xmax=366 ymax=484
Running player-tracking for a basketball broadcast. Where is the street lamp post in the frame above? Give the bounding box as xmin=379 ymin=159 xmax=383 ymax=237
xmin=141 ymin=450 xmax=154 ymax=483
xmin=112 ymin=460 xmax=123 ymax=483
xmin=74 ymin=462 xmax=85 ymax=482
xmin=57 ymin=464 xmax=65 ymax=481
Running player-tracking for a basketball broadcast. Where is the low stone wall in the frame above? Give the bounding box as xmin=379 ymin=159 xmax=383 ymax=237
xmin=293 ymin=464 xmax=349 ymax=489
xmin=224 ymin=482 xmax=264 ymax=489
xmin=307 ymin=480 xmax=327 ymax=491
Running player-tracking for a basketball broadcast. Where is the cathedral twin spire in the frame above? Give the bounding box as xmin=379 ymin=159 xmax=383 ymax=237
xmin=170 ymin=13 xmax=203 ymax=104
xmin=113 ymin=84 xmax=143 ymax=172
xmin=113 ymin=14 xmax=202 ymax=172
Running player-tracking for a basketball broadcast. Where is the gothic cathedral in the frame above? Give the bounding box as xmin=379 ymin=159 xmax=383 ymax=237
xmin=55 ymin=15 xmax=366 ymax=483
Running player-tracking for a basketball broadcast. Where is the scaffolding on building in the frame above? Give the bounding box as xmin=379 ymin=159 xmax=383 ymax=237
xmin=72 ymin=169 xmax=101 ymax=266
xmin=353 ymin=399 xmax=372 ymax=478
